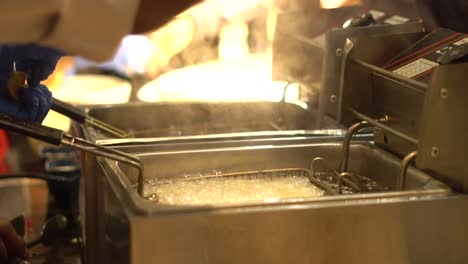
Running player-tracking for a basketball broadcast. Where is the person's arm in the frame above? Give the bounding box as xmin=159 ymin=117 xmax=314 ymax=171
xmin=40 ymin=0 xmax=141 ymax=61
xmin=0 ymin=0 xmax=200 ymax=62
xmin=0 ymin=0 xmax=137 ymax=61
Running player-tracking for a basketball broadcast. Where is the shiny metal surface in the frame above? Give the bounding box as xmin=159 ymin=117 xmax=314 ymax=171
xmin=94 ymin=129 xmax=345 ymax=146
xmin=60 ymin=135 xmax=144 ymax=196
xmin=77 ymin=101 xmax=322 ymax=263
xmin=84 ymin=116 xmax=132 ymax=138
xmin=311 ymin=156 xmax=365 ymax=193
xmin=82 ymin=102 xmax=317 ymax=141
xmin=352 ymin=59 xmax=428 ymax=91
xmin=114 ymin=143 xmax=448 ymax=197
xmin=398 ymin=151 xmax=418 ymax=191
xmin=350 ymin=108 xmax=419 ymax=145
xmin=78 ymin=26 xmax=468 ymax=263
xmin=337 ymin=171 xmax=354 ymax=194
xmin=340 ymin=121 xmax=373 ymax=172
xmin=325 ymin=29 xmax=468 ymax=192
xmin=319 ymin=23 xmax=424 ymax=125
xmin=322 ymin=31 xmax=431 ymax=157
xmin=81 ymin=135 xmax=367 ymax=264
xmin=128 ymin=195 xmax=468 ymax=264
xmin=95 ymin=142 xmax=456 ymax=264
xmin=417 ymin=64 xmax=468 ymax=192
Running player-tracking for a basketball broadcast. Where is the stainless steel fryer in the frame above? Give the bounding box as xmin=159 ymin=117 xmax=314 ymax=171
xmin=89 ymin=23 xmax=468 ymax=264
xmin=77 ymin=9 xmax=468 ymax=263
xmin=81 ymin=133 xmax=358 ymax=263
xmin=97 ymin=141 xmax=456 ymax=264
xmin=77 ymin=100 xmax=320 ymax=261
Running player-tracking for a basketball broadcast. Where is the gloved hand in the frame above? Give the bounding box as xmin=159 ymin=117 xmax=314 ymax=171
xmin=5 ymin=44 xmax=63 ymax=87
xmin=0 ymin=82 xmax=52 ymax=123
xmin=0 ymin=44 xmax=63 ymax=123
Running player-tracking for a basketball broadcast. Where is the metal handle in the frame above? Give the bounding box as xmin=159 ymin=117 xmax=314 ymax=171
xmin=349 ymin=108 xmax=419 ymax=145
xmin=397 ymin=151 xmax=418 ymax=191
xmin=84 ymin=117 xmax=133 ymax=138
xmin=51 ymin=98 xmax=87 ymax=123
xmin=310 ymin=157 xmax=362 ymax=193
xmin=0 ymin=115 xmax=145 ymax=196
xmin=61 ymin=135 xmax=145 ymax=196
xmin=0 ymin=115 xmax=63 ymax=145
xmin=339 ymin=121 xmax=373 ymax=173
xmin=337 ymin=172 xmax=354 ymax=194
xmin=51 ymin=98 xmax=132 ymax=138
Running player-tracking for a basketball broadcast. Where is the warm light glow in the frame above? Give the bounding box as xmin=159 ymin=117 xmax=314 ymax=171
xmin=146 ymin=16 xmax=195 ymax=77
xmin=266 ymin=7 xmax=278 ymax=43
xmin=320 ymin=0 xmax=362 ymax=9
xmin=41 ymin=56 xmax=75 ymax=131
xmin=43 ymin=75 xmax=132 ymax=131
xmin=137 ymin=0 xmax=303 ymax=104
xmin=42 ymin=111 xmax=71 ymax=132
xmin=218 ymin=21 xmax=249 ymax=61
xmin=138 ymin=55 xmax=300 ymax=103
xmin=53 ymin=75 xmax=131 ymax=105
xmin=148 ymin=16 xmax=195 ymax=57
xmin=43 ymin=56 xmax=75 ymax=90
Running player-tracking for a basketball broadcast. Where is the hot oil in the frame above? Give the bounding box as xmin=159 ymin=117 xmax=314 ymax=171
xmin=144 ymin=174 xmax=324 ymax=205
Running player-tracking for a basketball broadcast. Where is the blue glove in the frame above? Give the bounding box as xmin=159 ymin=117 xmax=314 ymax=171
xmin=7 ymin=44 xmax=63 ymax=87
xmin=0 ymin=44 xmax=63 ymax=123
xmin=0 ymin=82 xmax=52 ymax=123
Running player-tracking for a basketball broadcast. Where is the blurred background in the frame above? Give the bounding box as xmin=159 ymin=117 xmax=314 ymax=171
xmin=42 ymin=0 xmax=310 ymax=130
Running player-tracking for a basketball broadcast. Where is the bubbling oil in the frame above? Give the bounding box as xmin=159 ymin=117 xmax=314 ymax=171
xmin=145 ymin=175 xmax=324 ymax=205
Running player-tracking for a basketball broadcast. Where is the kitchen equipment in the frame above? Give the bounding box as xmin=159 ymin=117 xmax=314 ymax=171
xmin=81 ymin=132 xmax=363 ymax=263
xmin=76 ymin=98 xmax=324 ymax=235
xmin=110 ymin=143 xmax=447 ymax=200
xmin=86 ymin=20 xmax=468 ymax=263
xmin=0 ymin=114 xmax=342 ymax=202
xmin=78 ymin=100 xmax=323 ymax=230
xmin=319 ymin=27 xmax=468 ymax=192
xmin=272 ymin=6 xmax=422 ymax=88
xmin=7 ymin=70 xmax=131 ymax=139
xmin=51 ymin=98 xmax=132 ymax=138
xmin=79 ymin=101 xmax=318 ymax=142
xmin=0 ymin=115 xmax=144 ymax=195
xmin=96 ymin=141 xmax=455 ymax=264
xmin=142 ymin=152 xmax=384 ymax=203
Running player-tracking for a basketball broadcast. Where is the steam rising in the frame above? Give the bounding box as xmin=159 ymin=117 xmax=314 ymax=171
xmin=142 ymin=0 xmax=431 ymax=103
xmin=139 ymin=0 xmax=299 ymax=103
